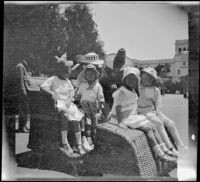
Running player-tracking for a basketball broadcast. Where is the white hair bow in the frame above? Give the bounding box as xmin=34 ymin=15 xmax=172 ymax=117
xmin=55 ymin=52 xmax=67 ymax=62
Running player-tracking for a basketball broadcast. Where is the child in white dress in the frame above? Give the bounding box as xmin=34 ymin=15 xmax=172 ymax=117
xmin=108 ymin=67 xmax=177 ymax=162
xmin=137 ymin=67 xmax=187 ymax=157
xmin=40 ymin=57 xmax=86 ymax=156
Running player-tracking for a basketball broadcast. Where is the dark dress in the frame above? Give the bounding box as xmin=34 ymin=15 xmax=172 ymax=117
xmin=16 ymin=61 xmax=34 ymax=130
xmin=99 ymin=66 xmax=123 ymax=109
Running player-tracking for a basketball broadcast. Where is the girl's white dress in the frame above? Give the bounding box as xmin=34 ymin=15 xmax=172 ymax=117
xmin=109 ymin=86 xmax=149 ymax=128
xmin=40 ymin=76 xmax=84 ymax=121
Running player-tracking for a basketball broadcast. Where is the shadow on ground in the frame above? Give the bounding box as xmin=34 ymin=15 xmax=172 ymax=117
xmin=15 ymin=148 xmax=103 ymax=177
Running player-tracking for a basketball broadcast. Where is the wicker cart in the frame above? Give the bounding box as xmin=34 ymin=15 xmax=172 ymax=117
xmin=24 ymin=76 xmax=177 ymax=177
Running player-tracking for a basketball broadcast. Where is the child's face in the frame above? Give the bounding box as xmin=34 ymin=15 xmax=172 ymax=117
xmin=85 ymin=69 xmax=97 ymax=82
xmin=140 ymin=72 xmax=154 ymax=87
xmin=58 ymin=67 xmax=71 ymax=79
xmin=125 ymin=74 xmax=138 ymax=88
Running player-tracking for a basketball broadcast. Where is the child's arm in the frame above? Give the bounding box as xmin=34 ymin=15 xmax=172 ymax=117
xmin=154 ymin=88 xmax=162 ymax=116
xmin=74 ymin=84 xmax=83 ymax=106
xmin=40 ymin=77 xmax=56 ymax=102
xmin=96 ymin=84 xmax=105 ymax=117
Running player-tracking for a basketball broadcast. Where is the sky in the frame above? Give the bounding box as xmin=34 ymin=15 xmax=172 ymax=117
xmin=88 ymin=2 xmax=189 ymax=60
xmin=5 ymin=1 xmax=189 ymax=60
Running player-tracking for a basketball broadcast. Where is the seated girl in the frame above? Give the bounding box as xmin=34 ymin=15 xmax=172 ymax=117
xmin=137 ymin=67 xmax=188 ymax=157
xmin=108 ymin=67 xmax=177 ymax=162
xmin=40 ymin=57 xmax=86 ymax=156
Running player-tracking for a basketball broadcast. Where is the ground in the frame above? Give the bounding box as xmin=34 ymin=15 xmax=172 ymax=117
xmin=2 ymin=94 xmax=191 ymax=180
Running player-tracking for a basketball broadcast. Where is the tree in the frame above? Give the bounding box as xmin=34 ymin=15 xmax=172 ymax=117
xmin=4 ymin=4 xmax=105 ymax=74
xmin=4 ymin=3 xmax=105 ymax=113
xmin=154 ymin=63 xmax=170 ymax=77
xmin=63 ymin=3 xmax=105 ymax=60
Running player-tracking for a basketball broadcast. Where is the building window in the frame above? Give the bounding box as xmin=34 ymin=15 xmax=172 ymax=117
xmin=183 ymin=62 xmax=186 ymax=65
xmin=178 ymin=48 xmax=182 ymax=53
xmin=183 ymin=48 xmax=186 ymax=51
xmin=178 ymin=69 xmax=180 ymax=75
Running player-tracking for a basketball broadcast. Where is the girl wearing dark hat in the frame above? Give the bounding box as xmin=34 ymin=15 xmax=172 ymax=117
xmin=40 ymin=54 xmax=86 ymax=156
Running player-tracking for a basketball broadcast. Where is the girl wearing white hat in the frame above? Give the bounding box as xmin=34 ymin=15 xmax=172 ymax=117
xmin=108 ymin=67 xmax=177 ymax=162
xmin=137 ymin=67 xmax=187 ymax=158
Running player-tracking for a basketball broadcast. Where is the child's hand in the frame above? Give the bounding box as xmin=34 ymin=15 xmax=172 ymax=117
xmin=119 ymin=123 xmax=128 ymax=131
xmin=96 ymin=112 xmax=103 ymax=120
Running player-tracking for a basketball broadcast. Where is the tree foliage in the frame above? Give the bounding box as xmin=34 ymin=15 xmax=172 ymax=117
xmin=154 ymin=63 xmax=170 ymax=77
xmin=4 ymin=3 xmax=105 ymax=75
xmin=4 ymin=3 xmax=105 ymax=113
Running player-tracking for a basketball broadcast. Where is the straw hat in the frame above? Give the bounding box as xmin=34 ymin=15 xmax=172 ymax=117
xmin=79 ymin=52 xmax=104 ymax=65
xmin=141 ymin=67 xmax=158 ymax=80
xmin=122 ymin=67 xmax=140 ymax=81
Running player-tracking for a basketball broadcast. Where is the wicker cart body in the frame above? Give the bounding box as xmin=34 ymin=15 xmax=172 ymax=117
xmin=86 ymin=121 xmax=177 ymax=177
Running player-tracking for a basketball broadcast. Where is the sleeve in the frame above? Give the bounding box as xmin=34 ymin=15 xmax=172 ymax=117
xmin=154 ymin=87 xmax=162 ymax=111
xmin=115 ymin=90 xmax=126 ymax=107
xmin=69 ymin=81 xmax=75 ymax=98
xmin=97 ymin=84 xmax=105 ymax=103
xmin=77 ymin=69 xmax=85 ymax=86
xmin=40 ymin=76 xmax=55 ymax=90
xmin=16 ymin=65 xmax=26 ymax=94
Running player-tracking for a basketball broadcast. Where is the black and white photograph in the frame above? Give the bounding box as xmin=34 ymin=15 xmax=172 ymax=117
xmin=3 ymin=1 xmax=199 ymax=181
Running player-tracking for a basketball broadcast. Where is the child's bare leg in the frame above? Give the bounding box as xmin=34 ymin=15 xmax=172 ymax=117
xmin=80 ymin=116 xmax=93 ymax=151
xmin=158 ymin=113 xmax=185 ymax=149
xmin=146 ymin=114 xmax=173 ymax=149
xmin=149 ymin=123 xmax=164 ymax=144
xmin=59 ymin=112 xmax=73 ymax=154
xmin=146 ymin=114 xmax=179 ymax=157
xmin=73 ymin=121 xmax=86 ymax=155
xmin=138 ymin=124 xmax=176 ymax=162
xmin=149 ymin=123 xmax=178 ymax=158
xmin=138 ymin=125 xmax=158 ymax=147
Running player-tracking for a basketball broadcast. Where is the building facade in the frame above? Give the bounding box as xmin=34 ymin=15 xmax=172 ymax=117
xmin=105 ymin=39 xmax=188 ymax=82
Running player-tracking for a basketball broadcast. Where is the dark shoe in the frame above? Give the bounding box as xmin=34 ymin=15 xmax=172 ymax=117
xmin=18 ymin=127 xmax=29 ymax=133
xmin=24 ymin=125 xmax=30 ymax=131
xmin=22 ymin=127 xmax=29 ymax=133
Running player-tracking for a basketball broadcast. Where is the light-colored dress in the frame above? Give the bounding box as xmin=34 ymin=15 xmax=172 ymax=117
xmin=137 ymin=85 xmax=175 ymax=127
xmin=109 ymin=86 xmax=149 ymax=128
xmin=40 ymin=76 xmax=84 ymax=121
xmin=137 ymin=85 xmax=162 ymax=115
xmin=75 ymin=80 xmax=105 ymax=121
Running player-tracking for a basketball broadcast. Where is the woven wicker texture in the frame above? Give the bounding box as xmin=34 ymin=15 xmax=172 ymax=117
xmin=94 ymin=120 xmax=177 ymax=176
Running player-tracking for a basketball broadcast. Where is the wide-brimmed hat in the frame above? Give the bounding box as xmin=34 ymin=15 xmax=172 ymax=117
xmin=141 ymin=67 xmax=158 ymax=80
xmin=79 ymin=53 xmax=104 ymax=65
xmin=122 ymin=67 xmax=140 ymax=81
xmin=55 ymin=52 xmax=73 ymax=67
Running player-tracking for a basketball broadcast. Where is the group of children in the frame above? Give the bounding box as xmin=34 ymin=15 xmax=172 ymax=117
xmin=40 ymin=52 xmax=187 ymax=161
